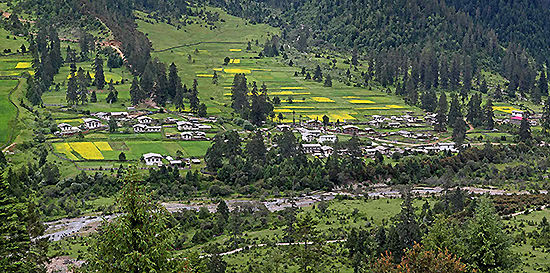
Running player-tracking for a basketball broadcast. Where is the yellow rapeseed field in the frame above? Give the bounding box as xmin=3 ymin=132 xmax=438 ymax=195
xmin=94 ymin=142 xmax=113 ymax=151
xmin=15 ymin=62 xmax=32 ymax=69
xmin=196 ymin=74 xmax=214 ymax=77
xmin=229 ymin=49 xmax=242 ymax=52
xmin=270 ymin=91 xmax=311 ymax=95
xmin=224 ymin=68 xmax=251 ymax=74
xmin=52 ymin=143 xmax=79 ymax=160
xmin=308 ymin=113 xmax=356 ymax=120
xmin=348 ymin=99 xmax=375 ymax=104
xmin=385 ymin=105 xmax=405 ymax=109
xmin=493 ymin=106 xmax=521 ymax=113
xmin=229 ymin=59 xmax=241 ymax=64
xmin=69 ymin=142 xmax=104 ymax=160
xmin=312 ymin=97 xmax=335 ymax=103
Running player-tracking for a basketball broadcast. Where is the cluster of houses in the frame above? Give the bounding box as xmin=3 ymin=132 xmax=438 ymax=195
xmin=56 ymin=118 xmax=105 ymax=136
xmin=56 ymin=110 xmax=216 ymax=140
xmin=142 ymin=153 xmax=201 ymax=167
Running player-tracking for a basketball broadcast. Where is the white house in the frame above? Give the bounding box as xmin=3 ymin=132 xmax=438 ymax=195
xmin=133 ymin=124 xmax=161 ymax=133
xmin=82 ymin=118 xmax=102 ymax=130
xmin=304 ymin=119 xmax=323 ymax=129
xmin=57 ymin=123 xmax=81 ymax=135
xmin=195 ymin=124 xmax=212 ymax=131
xmin=302 ymin=143 xmax=322 ymax=154
xmin=137 ymin=116 xmax=153 ymax=124
xmin=301 ymin=133 xmax=317 ymax=142
xmin=319 ymin=135 xmax=337 ymax=143
xmin=194 ymin=131 xmax=206 ymax=139
xmin=143 ymin=153 xmax=163 ymax=166
xmin=342 ymin=125 xmax=360 ymax=135
xmin=177 ymin=121 xmax=194 ymax=131
xmin=58 ymin=123 xmax=73 ymax=132
xmin=111 ymin=112 xmax=129 ymax=120
xmin=321 ymin=145 xmax=334 ymax=157
xmin=180 ymin=132 xmax=194 ymax=140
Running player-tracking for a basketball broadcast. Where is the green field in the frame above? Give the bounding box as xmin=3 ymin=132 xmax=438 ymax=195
xmin=0 ymin=79 xmax=18 ymax=145
xmin=137 ymin=8 xmax=418 ymax=123
xmin=504 ymin=208 xmax=550 ymax=273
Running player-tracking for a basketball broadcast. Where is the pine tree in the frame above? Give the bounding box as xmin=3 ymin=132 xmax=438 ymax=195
xmin=539 ymin=70 xmax=548 ymax=96
xmin=479 ymin=79 xmax=488 ymax=94
xmin=245 ymin=131 xmax=267 ymax=163
xmin=323 ymin=74 xmax=332 ymax=87
xmin=0 ymin=174 xmax=48 ymax=272
xmin=484 ymin=99 xmax=495 ymax=130
xmin=466 ymin=94 xmax=482 ymax=127
xmin=212 ymin=71 xmax=219 ymax=85
xmin=313 ymin=65 xmax=323 ymax=82
xmin=435 ymin=92 xmax=448 ymax=132
xmin=448 ymin=94 xmax=461 ymax=128
xmin=421 ymin=89 xmax=437 ymax=112
xmin=542 ymin=96 xmax=550 ymax=135
xmin=452 ymin=118 xmax=467 ymax=148
xmin=173 ymin=85 xmax=185 ymax=111
xmin=167 ymin=63 xmax=181 ymax=99
xmin=230 ymin=74 xmax=249 ymax=114
xmin=66 ymin=74 xmax=78 ymax=106
xmin=129 ymin=77 xmax=143 ymax=105
xmin=93 ymin=55 xmax=105 ymax=89
xmin=519 ymin=115 xmax=532 ymax=142
xmin=86 ymin=173 xmax=189 ymax=272
xmin=198 ymin=103 xmax=207 ymax=117
xmin=189 ymin=79 xmax=200 ymax=113
xmin=90 ymin=90 xmax=97 ymax=103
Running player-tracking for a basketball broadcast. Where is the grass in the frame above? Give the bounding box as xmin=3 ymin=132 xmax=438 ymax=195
xmin=0 ymin=79 xmax=18 ymax=145
xmin=136 ymin=7 xmax=417 ymax=123
xmin=504 ymin=208 xmax=550 ymax=272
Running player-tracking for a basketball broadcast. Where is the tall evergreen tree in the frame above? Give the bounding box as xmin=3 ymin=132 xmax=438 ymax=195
xmin=539 ymin=70 xmax=548 ymax=96
xmin=435 ymin=92 xmax=448 ymax=132
xmin=313 ymin=65 xmax=323 ymax=82
xmin=66 ymin=74 xmax=78 ymax=106
xmin=484 ymin=99 xmax=495 ymax=130
xmin=167 ymin=63 xmax=181 ymax=99
xmin=93 ymin=55 xmax=105 ymax=90
xmin=542 ymin=96 xmax=550 ymax=135
xmin=129 ymin=77 xmax=144 ymax=105
xmin=452 ymin=117 xmax=467 ymax=148
xmin=189 ymin=79 xmax=200 ymax=112
xmin=230 ymin=74 xmax=249 ymax=115
xmin=245 ymin=131 xmax=267 ymax=163
xmin=86 ymin=173 xmax=189 ymax=272
xmin=519 ymin=115 xmax=532 ymax=142
xmin=448 ymin=94 xmax=461 ymax=128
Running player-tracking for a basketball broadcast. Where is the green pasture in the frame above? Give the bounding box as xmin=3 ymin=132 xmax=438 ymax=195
xmin=136 ymin=8 xmax=417 ymax=122
xmin=0 ymin=79 xmax=18 ymax=145
xmin=504 ymin=208 xmax=550 ymax=273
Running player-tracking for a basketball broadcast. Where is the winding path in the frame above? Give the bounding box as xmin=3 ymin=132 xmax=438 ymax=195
xmin=1 ymin=77 xmax=21 ymax=151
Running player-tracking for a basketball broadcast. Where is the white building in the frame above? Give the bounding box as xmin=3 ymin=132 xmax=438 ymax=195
xmin=137 ymin=116 xmax=153 ymax=124
xmin=82 ymin=118 xmax=102 ymax=130
xmin=180 ymin=132 xmax=194 ymax=140
xmin=321 ymin=145 xmax=334 ymax=157
xmin=302 ymin=143 xmax=322 ymax=154
xmin=57 ymin=123 xmax=81 ymax=135
xmin=111 ymin=112 xmax=129 ymax=120
xmin=177 ymin=121 xmax=194 ymax=131
xmin=143 ymin=153 xmax=163 ymax=166
xmin=133 ymin=124 xmax=162 ymax=133
xmin=319 ymin=135 xmax=337 ymax=143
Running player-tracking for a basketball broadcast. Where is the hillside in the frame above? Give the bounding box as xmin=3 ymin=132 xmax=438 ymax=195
xmin=1 ymin=0 xmax=550 ymax=272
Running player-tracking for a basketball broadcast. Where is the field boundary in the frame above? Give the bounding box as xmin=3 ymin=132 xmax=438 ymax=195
xmin=1 ymin=77 xmax=21 ymax=150
xmin=154 ymin=41 xmax=245 ymax=53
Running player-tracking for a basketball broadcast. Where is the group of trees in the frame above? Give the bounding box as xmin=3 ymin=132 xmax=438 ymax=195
xmin=26 ymin=25 xmax=63 ymax=106
xmin=230 ymin=74 xmax=274 ymax=125
xmin=129 ymin=60 xmax=207 ymax=116
xmin=66 ymin=55 xmax=111 ymax=105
